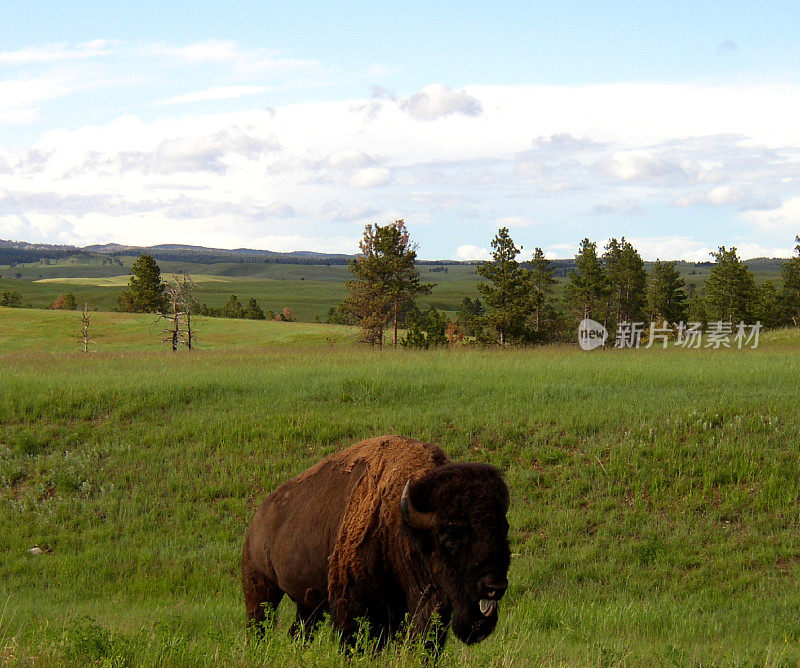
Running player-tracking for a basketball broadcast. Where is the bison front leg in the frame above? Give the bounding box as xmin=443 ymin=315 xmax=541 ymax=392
xmin=330 ymin=589 xmax=393 ymax=650
xmin=408 ymin=595 xmax=451 ymax=656
xmin=289 ymin=599 xmax=326 ymax=641
xmin=242 ymin=563 xmax=284 ymax=640
xmin=331 ymin=593 xmax=367 ymax=648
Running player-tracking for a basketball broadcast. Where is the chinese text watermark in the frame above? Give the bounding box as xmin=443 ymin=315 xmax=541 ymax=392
xmin=578 ymin=320 xmax=762 ymax=350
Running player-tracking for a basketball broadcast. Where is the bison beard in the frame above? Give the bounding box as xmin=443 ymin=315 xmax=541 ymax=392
xmin=242 ymin=435 xmax=510 ymax=651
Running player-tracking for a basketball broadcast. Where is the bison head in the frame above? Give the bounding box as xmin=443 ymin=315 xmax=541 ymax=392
xmin=401 ymin=462 xmax=510 ymax=644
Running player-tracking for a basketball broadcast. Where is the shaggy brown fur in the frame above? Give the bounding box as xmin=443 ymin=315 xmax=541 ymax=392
xmin=242 ymin=435 xmax=510 ymax=650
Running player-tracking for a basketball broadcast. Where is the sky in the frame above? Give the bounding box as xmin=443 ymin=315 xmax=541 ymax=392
xmin=1 ymin=1 xmax=800 ymax=261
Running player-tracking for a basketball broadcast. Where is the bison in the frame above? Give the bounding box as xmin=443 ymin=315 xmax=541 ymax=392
xmin=242 ymin=435 xmax=510 ymax=651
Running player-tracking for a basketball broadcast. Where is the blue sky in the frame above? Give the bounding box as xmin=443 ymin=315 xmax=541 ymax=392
xmin=1 ymin=1 xmax=799 ymax=260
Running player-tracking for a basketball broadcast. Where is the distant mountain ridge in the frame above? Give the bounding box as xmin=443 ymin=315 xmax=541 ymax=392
xmin=0 ymin=238 xmax=791 ymax=271
xmin=0 ymin=239 xmax=361 ymax=266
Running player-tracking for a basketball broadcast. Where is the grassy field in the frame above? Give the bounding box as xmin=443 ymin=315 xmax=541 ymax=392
xmin=0 ymin=263 xmax=481 ymax=319
xmin=2 ymin=308 xmax=800 ymax=665
xmin=0 ymin=253 xmax=787 ymax=322
xmin=0 ymin=308 xmax=359 ymax=353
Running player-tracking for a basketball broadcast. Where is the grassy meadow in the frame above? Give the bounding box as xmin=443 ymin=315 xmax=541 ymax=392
xmin=0 ymin=258 xmax=483 ymax=319
xmin=0 ymin=252 xmax=787 ymax=322
xmin=2 ymin=307 xmax=800 ymax=665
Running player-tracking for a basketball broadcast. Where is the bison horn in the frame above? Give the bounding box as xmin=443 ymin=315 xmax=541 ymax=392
xmin=401 ymin=480 xmax=436 ymax=530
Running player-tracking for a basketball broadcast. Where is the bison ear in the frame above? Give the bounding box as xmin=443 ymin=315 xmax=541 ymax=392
xmin=401 ymin=480 xmax=436 ymax=531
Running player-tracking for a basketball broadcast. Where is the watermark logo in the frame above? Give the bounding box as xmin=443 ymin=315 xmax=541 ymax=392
xmin=617 ymin=320 xmax=761 ymax=350
xmin=578 ymin=318 xmax=607 ymax=350
xmin=578 ymin=320 xmax=762 ymax=350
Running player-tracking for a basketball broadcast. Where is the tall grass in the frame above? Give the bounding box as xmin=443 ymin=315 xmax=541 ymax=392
xmin=2 ymin=310 xmax=800 ymax=664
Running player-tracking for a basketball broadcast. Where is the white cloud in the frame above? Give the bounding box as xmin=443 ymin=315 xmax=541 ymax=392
xmin=545 ymin=243 xmax=576 ymax=258
xmin=325 ymin=148 xmax=375 ymax=169
xmin=348 ymin=167 xmax=391 ymax=188
xmin=3 ymin=44 xmax=800 ymax=255
xmin=743 ymin=197 xmax=800 ymax=232
xmin=592 ymin=199 xmax=646 ymax=216
xmin=593 ymin=151 xmax=685 ymax=182
xmin=706 ymin=185 xmax=745 ymax=206
xmin=599 ymin=236 xmax=794 ymax=261
xmin=0 ymin=40 xmax=115 ymax=64
xmin=674 ymin=186 xmax=786 ymax=212
xmin=730 ymin=242 xmax=796 ymax=258
xmin=527 ymin=133 xmax=603 ymax=153
xmin=141 ymin=39 xmax=319 ymax=77
xmin=470 ymin=82 xmax=800 ymax=148
xmin=319 ymin=201 xmax=379 ymax=221
xmin=399 ymin=83 xmax=482 ymax=121
xmin=145 ymin=39 xmax=243 ymax=63
xmin=0 ymin=107 xmax=38 ymax=125
xmin=0 ymin=76 xmax=84 ymax=125
xmin=455 ymin=244 xmax=491 ymax=261
xmin=619 ymin=237 xmax=717 ymax=262
xmin=263 ymin=202 xmax=295 ymax=218
xmin=154 ymin=85 xmax=272 ymax=106
xmin=551 ymin=236 xmax=790 ymax=263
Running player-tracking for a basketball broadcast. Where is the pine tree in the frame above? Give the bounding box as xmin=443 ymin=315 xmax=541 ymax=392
xmin=477 ymin=228 xmax=533 ymax=345
xmin=244 ymin=297 xmax=266 ymax=320
xmin=603 ymin=238 xmax=647 ymax=327
xmin=754 ymin=280 xmax=783 ymax=329
xmin=647 ymin=260 xmax=688 ymax=323
xmin=0 ymin=291 xmax=21 ymax=307
xmin=455 ymin=297 xmax=485 ymax=338
xmin=221 ymin=295 xmax=245 ymax=319
xmin=688 ymin=294 xmax=709 ymax=328
xmin=564 ymin=238 xmax=609 ymax=323
xmin=781 ymin=236 xmax=800 ymax=326
xmin=704 ymin=246 xmax=756 ymax=322
xmin=529 ymin=247 xmax=556 ymax=334
xmin=345 ymin=220 xmax=433 ymax=346
xmin=118 ymin=255 xmax=167 ymax=313
xmin=400 ymin=306 xmax=448 ymax=348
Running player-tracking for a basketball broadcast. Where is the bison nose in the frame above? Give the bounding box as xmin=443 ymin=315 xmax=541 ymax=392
xmin=479 ymin=576 xmax=508 ymax=600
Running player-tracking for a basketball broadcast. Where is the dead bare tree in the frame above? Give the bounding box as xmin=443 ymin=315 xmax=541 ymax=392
xmin=157 ymin=274 xmax=197 ymax=351
xmin=183 ymin=305 xmax=195 ymax=350
xmin=79 ymin=303 xmax=93 ymax=352
xmin=161 ymin=283 xmax=182 ymax=351
xmin=177 ymin=274 xmax=198 ymax=350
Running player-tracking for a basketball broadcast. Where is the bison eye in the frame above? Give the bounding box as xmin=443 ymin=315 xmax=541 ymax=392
xmin=442 ymin=537 xmax=459 ymax=553
xmin=440 ymin=528 xmax=465 ymax=554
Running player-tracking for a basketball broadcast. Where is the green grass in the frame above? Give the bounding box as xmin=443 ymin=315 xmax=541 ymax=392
xmin=2 ymin=309 xmax=800 ymax=665
xmin=2 ymin=252 xmax=784 ymax=323
xmin=34 ymin=274 xmax=239 ymax=286
xmin=0 ymin=307 xmax=358 ymax=352
xmin=0 ymin=272 xmax=479 ymax=321
xmin=0 ymin=275 xmax=355 ymax=321
xmin=0 ymin=258 xmax=485 ymax=321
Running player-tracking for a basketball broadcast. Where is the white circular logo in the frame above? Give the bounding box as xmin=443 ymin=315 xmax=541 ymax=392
xmin=577 ymin=319 xmax=607 ymax=350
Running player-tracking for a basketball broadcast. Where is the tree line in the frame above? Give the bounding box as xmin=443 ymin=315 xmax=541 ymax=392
xmin=4 ymin=230 xmax=799 ymax=350
xmin=116 ymin=254 xmax=295 ymax=321
xmin=111 ymin=254 xmax=304 ymax=350
xmin=336 ymin=222 xmax=800 ymax=347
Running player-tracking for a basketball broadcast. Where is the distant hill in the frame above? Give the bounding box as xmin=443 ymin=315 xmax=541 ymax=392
xmin=0 ymin=240 xmax=362 ymax=266
xmin=0 ymin=238 xmax=792 ymax=273
xmin=0 ymin=239 xmax=482 ymax=267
